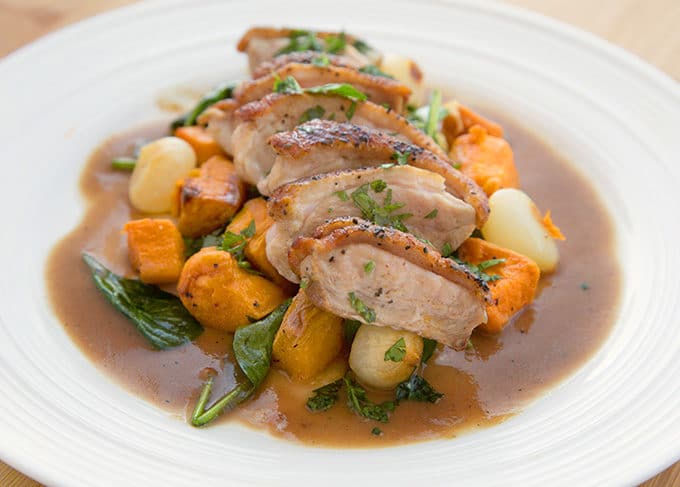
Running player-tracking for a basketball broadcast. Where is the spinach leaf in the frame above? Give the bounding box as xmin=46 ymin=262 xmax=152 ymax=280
xmin=299 ymin=105 xmax=326 ymax=123
xmin=183 ymin=228 xmax=224 ymax=258
xmin=395 ymin=373 xmax=443 ymax=404
xmin=344 ymin=374 xmax=395 ymax=423
xmin=358 ymin=64 xmax=394 ymax=79
xmin=324 ymin=32 xmax=346 ymax=54
xmin=190 ymin=300 xmax=291 ymax=426
xmin=306 ymin=378 xmax=343 ymax=412
xmin=82 ymin=254 xmax=203 ymax=349
xmin=305 ymin=83 xmax=368 ymax=102
xmin=421 ymin=338 xmax=437 ymax=363
xmin=276 ymin=30 xmax=324 ymax=55
xmin=171 ymin=81 xmax=236 ymax=129
xmin=343 ymin=319 xmax=362 ymax=344
xmin=273 ymin=75 xmax=303 ymax=94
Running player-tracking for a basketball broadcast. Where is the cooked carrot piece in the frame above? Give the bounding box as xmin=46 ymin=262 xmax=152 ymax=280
xmin=124 ymin=218 xmax=185 ymax=284
xmin=226 ymin=198 xmax=294 ymax=290
xmin=177 ymin=247 xmax=287 ymax=332
xmin=457 ymin=238 xmax=540 ymax=334
xmin=542 ymin=210 xmax=566 ymax=240
xmin=459 ymin=104 xmax=504 ymax=138
xmin=174 ymin=155 xmax=246 ymax=237
xmin=451 ymin=125 xmax=520 ymax=196
xmin=174 ymin=126 xmax=225 ymax=165
xmin=272 ymin=289 xmax=344 ymax=381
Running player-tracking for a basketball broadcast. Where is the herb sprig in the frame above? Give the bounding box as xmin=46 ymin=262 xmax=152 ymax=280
xmin=348 ymin=292 xmax=376 ymax=323
xmin=351 ymin=182 xmax=412 ymax=233
xmin=221 ymin=221 xmax=260 ymax=273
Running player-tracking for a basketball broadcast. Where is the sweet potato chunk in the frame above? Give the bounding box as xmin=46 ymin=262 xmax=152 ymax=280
xmin=226 ymin=198 xmax=293 ymax=289
xmin=174 ymin=126 xmax=225 ymax=165
xmin=272 ymin=289 xmax=343 ymax=381
xmin=174 ymin=155 xmax=246 ymax=237
xmin=457 ymin=238 xmax=540 ymax=334
xmin=177 ymin=247 xmax=287 ymax=332
xmin=124 ymin=218 xmax=185 ymax=284
xmin=459 ymin=104 xmax=504 ymax=138
xmin=452 ymin=125 xmax=519 ymax=196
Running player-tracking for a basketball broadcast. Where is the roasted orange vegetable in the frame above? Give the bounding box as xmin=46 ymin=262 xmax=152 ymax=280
xmin=459 ymin=104 xmax=504 ymax=138
xmin=272 ymin=289 xmax=344 ymax=381
xmin=226 ymin=198 xmax=293 ymax=290
xmin=457 ymin=238 xmax=540 ymax=334
xmin=174 ymin=155 xmax=246 ymax=237
xmin=174 ymin=126 xmax=225 ymax=165
xmin=124 ymin=218 xmax=185 ymax=284
xmin=177 ymin=247 xmax=287 ymax=332
xmin=452 ymin=125 xmax=520 ymax=196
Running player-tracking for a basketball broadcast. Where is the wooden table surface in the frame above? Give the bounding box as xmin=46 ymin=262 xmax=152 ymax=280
xmin=0 ymin=0 xmax=678 ymax=485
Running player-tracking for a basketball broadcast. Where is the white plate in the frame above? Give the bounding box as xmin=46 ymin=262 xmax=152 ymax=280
xmin=0 ymin=1 xmax=679 ymax=485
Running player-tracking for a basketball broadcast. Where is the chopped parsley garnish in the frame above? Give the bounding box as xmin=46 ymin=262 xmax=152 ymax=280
xmin=358 ymin=64 xmax=394 ymax=79
xmin=371 ymin=427 xmax=382 ymax=436
xmin=273 ymin=75 xmax=302 ymax=94
xmin=348 ymin=292 xmax=376 ymax=323
xmin=311 ymin=54 xmax=330 ymax=66
xmin=306 ymin=378 xmax=343 ymax=412
xmin=421 ymin=338 xmax=437 ymax=363
xmin=299 ymin=105 xmax=325 ymax=123
xmin=221 ymin=220 xmax=259 ymax=273
xmin=334 ymin=190 xmax=349 ymax=201
xmin=346 ymin=100 xmax=357 ymax=120
xmin=391 ymin=150 xmax=411 ymax=166
xmin=344 ymin=375 xmax=395 ymax=423
xmin=324 ymin=32 xmax=346 ymax=54
xmin=405 ymin=98 xmax=448 ymax=149
xmin=305 ymin=83 xmax=368 ymax=101
xmin=465 ymin=338 xmax=475 ymax=351
xmin=352 ymin=39 xmax=373 ymax=54
xmin=425 ymin=89 xmax=442 ymax=139
xmin=299 ymin=278 xmax=309 ymax=289
xmin=184 ymin=228 xmax=224 ymax=258
xmin=424 ymin=209 xmax=438 ymax=219
xmin=395 ymin=373 xmax=443 ymax=404
xmin=453 ymin=257 xmax=505 ymax=282
xmin=369 ymin=179 xmax=387 ymax=192
xmin=350 ymin=183 xmax=412 ymax=233
xmin=384 ymin=337 xmax=407 ymax=362
xmin=581 ymin=282 xmax=590 ymax=291
xmin=343 ymin=319 xmax=362 ymax=343
xmin=364 ymin=260 xmax=375 ymax=273
xmin=275 ymin=30 xmax=323 ymax=55
xmin=111 ymin=157 xmax=136 ymax=171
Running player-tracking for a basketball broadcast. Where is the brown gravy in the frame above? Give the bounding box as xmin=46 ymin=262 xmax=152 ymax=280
xmin=46 ymin=114 xmax=620 ymax=447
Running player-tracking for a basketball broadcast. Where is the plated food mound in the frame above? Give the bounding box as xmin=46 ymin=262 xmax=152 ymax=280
xmin=48 ymin=26 xmax=620 ymax=446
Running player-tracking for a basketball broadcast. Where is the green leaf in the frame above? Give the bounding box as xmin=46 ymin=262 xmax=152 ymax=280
xmin=358 ymin=64 xmax=394 ymax=79
xmin=306 ymin=378 xmax=343 ymax=412
xmin=172 ymin=81 xmax=236 ymax=129
xmin=344 ymin=374 xmax=395 ymax=423
xmin=190 ymin=300 xmax=291 ymax=427
xmin=343 ymin=319 xmax=362 ymax=344
xmin=395 ymin=373 xmax=443 ymax=404
xmin=299 ymin=105 xmax=326 ymax=123
xmin=452 ymin=256 xmax=506 ymax=283
xmin=300 ymin=278 xmax=310 ymax=289
xmin=311 ymin=54 xmax=330 ymax=67
xmin=183 ymin=228 xmax=224 ymax=258
xmin=82 ymin=254 xmax=203 ymax=349
xmin=384 ymin=337 xmax=406 ymax=362
xmin=391 ymin=150 xmax=410 ymax=166
xmin=371 ymin=427 xmax=382 ymax=436
xmin=334 ymin=190 xmax=349 ymax=201
xmin=220 ymin=221 xmax=258 ymax=272
xmin=364 ymin=261 xmax=375 ymax=273
xmin=276 ymin=30 xmax=323 ymax=55
xmin=324 ymin=32 xmax=346 ymax=54
xmin=369 ymin=179 xmax=387 ymax=193
xmin=273 ymin=75 xmax=303 ymax=94
xmin=350 ymin=183 xmax=411 ymax=233
xmin=441 ymin=242 xmax=453 ymax=258
xmin=305 ymin=83 xmax=368 ymax=102
xmin=352 ymin=39 xmax=373 ymax=54
xmin=421 ymin=338 xmax=437 ymax=363
xmin=346 ymin=100 xmax=357 ymax=121
xmin=424 ymin=209 xmax=438 ymax=219
xmin=111 ymin=157 xmax=136 ymax=171
xmin=348 ymin=292 xmax=376 ymax=324
xmin=233 ymin=300 xmax=291 ymax=386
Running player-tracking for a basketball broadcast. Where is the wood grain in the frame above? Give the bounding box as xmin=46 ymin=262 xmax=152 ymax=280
xmin=0 ymin=0 xmax=678 ymax=485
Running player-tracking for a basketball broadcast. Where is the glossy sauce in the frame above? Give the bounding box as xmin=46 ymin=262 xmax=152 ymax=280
xmin=46 ymin=114 xmax=620 ymax=447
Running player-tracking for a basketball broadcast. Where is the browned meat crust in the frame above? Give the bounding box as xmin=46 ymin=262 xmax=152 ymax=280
xmin=251 ymin=52 xmax=360 ymax=79
xmin=237 ymin=27 xmax=359 ymax=52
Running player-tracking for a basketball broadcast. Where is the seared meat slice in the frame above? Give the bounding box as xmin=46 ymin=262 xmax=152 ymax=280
xmin=231 ymin=93 xmax=447 ymax=185
xmin=288 ymin=219 xmax=489 ymax=350
xmin=234 ymin=63 xmax=411 ymax=112
xmin=198 ymin=99 xmax=240 ymax=156
xmin=266 ymin=165 xmax=476 ymax=282
xmin=263 ymin=120 xmax=489 ymax=227
xmin=237 ymin=27 xmax=380 ymax=72
xmin=251 ymin=51 xmax=362 ymax=79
